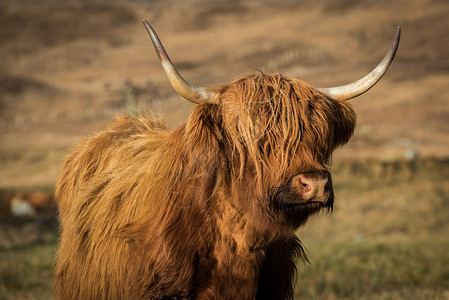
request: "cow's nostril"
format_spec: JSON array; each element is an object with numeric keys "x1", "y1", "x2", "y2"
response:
[{"x1": 297, "y1": 176, "x2": 312, "y2": 193}]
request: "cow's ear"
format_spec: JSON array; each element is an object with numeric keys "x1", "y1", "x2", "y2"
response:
[{"x1": 185, "y1": 103, "x2": 225, "y2": 158}]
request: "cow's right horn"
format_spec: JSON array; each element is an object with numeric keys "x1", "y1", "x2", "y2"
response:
[
  {"x1": 143, "y1": 20, "x2": 217, "y2": 104},
  {"x1": 317, "y1": 26, "x2": 401, "y2": 101}
]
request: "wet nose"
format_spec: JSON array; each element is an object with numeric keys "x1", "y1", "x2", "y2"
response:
[{"x1": 294, "y1": 172, "x2": 329, "y2": 201}]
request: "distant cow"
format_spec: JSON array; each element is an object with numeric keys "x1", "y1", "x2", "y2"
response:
[{"x1": 54, "y1": 20, "x2": 400, "y2": 300}]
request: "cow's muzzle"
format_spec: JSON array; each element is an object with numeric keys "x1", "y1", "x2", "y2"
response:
[
  {"x1": 271, "y1": 171, "x2": 334, "y2": 227},
  {"x1": 274, "y1": 171, "x2": 334, "y2": 213}
]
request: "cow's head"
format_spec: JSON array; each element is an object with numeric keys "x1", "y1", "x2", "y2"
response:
[{"x1": 143, "y1": 20, "x2": 400, "y2": 232}]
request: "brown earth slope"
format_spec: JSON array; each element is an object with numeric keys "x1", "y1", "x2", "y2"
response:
[{"x1": 0, "y1": 0, "x2": 448, "y2": 188}]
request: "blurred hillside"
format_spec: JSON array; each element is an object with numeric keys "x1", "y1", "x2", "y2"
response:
[{"x1": 0, "y1": 0, "x2": 448, "y2": 189}]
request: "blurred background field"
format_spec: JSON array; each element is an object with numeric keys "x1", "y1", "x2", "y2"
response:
[{"x1": 0, "y1": 0, "x2": 448, "y2": 299}]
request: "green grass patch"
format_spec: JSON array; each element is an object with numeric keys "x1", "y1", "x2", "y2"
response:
[
  {"x1": 1, "y1": 238, "x2": 447, "y2": 300},
  {"x1": 295, "y1": 239, "x2": 449, "y2": 299},
  {"x1": 0, "y1": 241, "x2": 57, "y2": 300}
]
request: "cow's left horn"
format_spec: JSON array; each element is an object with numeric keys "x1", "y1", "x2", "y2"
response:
[
  {"x1": 317, "y1": 26, "x2": 401, "y2": 101},
  {"x1": 143, "y1": 20, "x2": 217, "y2": 104}
]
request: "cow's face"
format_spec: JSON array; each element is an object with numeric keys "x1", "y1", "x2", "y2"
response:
[
  {"x1": 264, "y1": 81, "x2": 356, "y2": 228},
  {"x1": 203, "y1": 74, "x2": 356, "y2": 229},
  {"x1": 232, "y1": 75, "x2": 356, "y2": 225},
  {"x1": 270, "y1": 82, "x2": 355, "y2": 228}
]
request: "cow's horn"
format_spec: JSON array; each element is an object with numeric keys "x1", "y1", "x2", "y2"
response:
[
  {"x1": 143, "y1": 20, "x2": 217, "y2": 104},
  {"x1": 317, "y1": 26, "x2": 401, "y2": 101}
]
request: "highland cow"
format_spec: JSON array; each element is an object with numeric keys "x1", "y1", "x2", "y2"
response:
[{"x1": 54, "y1": 20, "x2": 400, "y2": 300}]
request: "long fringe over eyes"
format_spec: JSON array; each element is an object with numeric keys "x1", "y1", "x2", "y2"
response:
[{"x1": 208, "y1": 73, "x2": 356, "y2": 185}]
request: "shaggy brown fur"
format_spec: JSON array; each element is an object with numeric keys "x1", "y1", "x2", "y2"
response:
[{"x1": 54, "y1": 73, "x2": 356, "y2": 300}]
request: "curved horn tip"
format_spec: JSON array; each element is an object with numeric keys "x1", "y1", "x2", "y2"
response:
[
  {"x1": 142, "y1": 19, "x2": 150, "y2": 29},
  {"x1": 393, "y1": 26, "x2": 401, "y2": 49}
]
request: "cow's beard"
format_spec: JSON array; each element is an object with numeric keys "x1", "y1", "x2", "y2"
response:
[{"x1": 269, "y1": 177, "x2": 334, "y2": 229}]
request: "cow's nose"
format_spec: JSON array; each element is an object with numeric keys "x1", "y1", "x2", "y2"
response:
[{"x1": 294, "y1": 172, "x2": 329, "y2": 201}]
